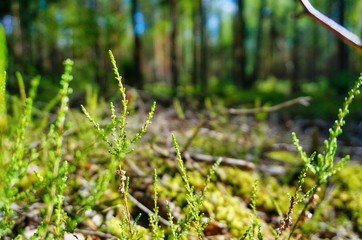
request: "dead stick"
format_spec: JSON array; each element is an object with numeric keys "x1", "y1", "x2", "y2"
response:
[
  {"x1": 127, "y1": 193, "x2": 170, "y2": 226},
  {"x1": 74, "y1": 229, "x2": 118, "y2": 239},
  {"x1": 186, "y1": 152, "x2": 255, "y2": 170},
  {"x1": 153, "y1": 144, "x2": 255, "y2": 170},
  {"x1": 228, "y1": 96, "x2": 311, "y2": 115}
]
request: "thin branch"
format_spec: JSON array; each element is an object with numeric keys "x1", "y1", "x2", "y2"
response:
[
  {"x1": 186, "y1": 152, "x2": 255, "y2": 170},
  {"x1": 152, "y1": 144, "x2": 255, "y2": 170},
  {"x1": 297, "y1": 0, "x2": 362, "y2": 49},
  {"x1": 228, "y1": 96, "x2": 311, "y2": 115},
  {"x1": 74, "y1": 229, "x2": 118, "y2": 239},
  {"x1": 181, "y1": 118, "x2": 206, "y2": 153},
  {"x1": 127, "y1": 193, "x2": 171, "y2": 226}
]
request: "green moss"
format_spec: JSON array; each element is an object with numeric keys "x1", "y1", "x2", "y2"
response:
[
  {"x1": 266, "y1": 150, "x2": 298, "y2": 163},
  {"x1": 217, "y1": 167, "x2": 256, "y2": 198},
  {"x1": 332, "y1": 165, "x2": 362, "y2": 233}
]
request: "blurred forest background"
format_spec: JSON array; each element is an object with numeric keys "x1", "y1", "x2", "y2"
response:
[
  {"x1": 1, "y1": 2, "x2": 362, "y2": 238},
  {"x1": 1, "y1": 0, "x2": 362, "y2": 111}
]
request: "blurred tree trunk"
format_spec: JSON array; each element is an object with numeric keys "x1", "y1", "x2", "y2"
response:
[
  {"x1": 11, "y1": 2, "x2": 23, "y2": 62},
  {"x1": 169, "y1": 0, "x2": 179, "y2": 97},
  {"x1": 199, "y1": 0, "x2": 207, "y2": 93},
  {"x1": 233, "y1": 0, "x2": 249, "y2": 88},
  {"x1": 291, "y1": 2, "x2": 300, "y2": 93},
  {"x1": 18, "y1": 0, "x2": 33, "y2": 66},
  {"x1": 91, "y1": 0, "x2": 104, "y2": 90},
  {"x1": 192, "y1": 1, "x2": 199, "y2": 88},
  {"x1": 291, "y1": 25, "x2": 300, "y2": 93},
  {"x1": 337, "y1": 0, "x2": 348, "y2": 71},
  {"x1": 131, "y1": 0, "x2": 144, "y2": 89},
  {"x1": 252, "y1": 0, "x2": 267, "y2": 81}
]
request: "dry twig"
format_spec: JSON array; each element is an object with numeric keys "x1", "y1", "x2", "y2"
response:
[
  {"x1": 152, "y1": 144, "x2": 255, "y2": 170},
  {"x1": 74, "y1": 228, "x2": 118, "y2": 239},
  {"x1": 228, "y1": 96, "x2": 311, "y2": 115}
]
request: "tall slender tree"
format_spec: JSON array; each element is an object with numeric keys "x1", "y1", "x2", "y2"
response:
[
  {"x1": 192, "y1": 1, "x2": 200, "y2": 88},
  {"x1": 131, "y1": 0, "x2": 144, "y2": 89},
  {"x1": 233, "y1": 0, "x2": 249, "y2": 88},
  {"x1": 291, "y1": 1, "x2": 301, "y2": 93},
  {"x1": 199, "y1": 0, "x2": 207, "y2": 92},
  {"x1": 169, "y1": 0, "x2": 179, "y2": 96},
  {"x1": 252, "y1": 0, "x2": 267, "y2": 81}
]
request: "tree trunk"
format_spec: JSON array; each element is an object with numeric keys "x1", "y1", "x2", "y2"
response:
[
  {"x1": 291, "y1": 1, "x2": 300, "y2": 93},
  {"x1": 192, "y1": 1, "x2": 199, "y2": 88},
  {"x1": 233, "y1": 0, "x2": 249, "y2": 88},
  {"x1": 91, "y1": 0, "x2": 105, "y2": 90},
  {"x1": 131, "y1": 0, "x2": 144, "y2": 89},
  {"x1": 252, "y1": 0, "x2": 266, "y2": 81},
  {"x1": 199, "y1": 0, "x2": 207, "y2": 93},
  {"x1": 169, "y1": 0, "x2": 179, "y2": 97}
]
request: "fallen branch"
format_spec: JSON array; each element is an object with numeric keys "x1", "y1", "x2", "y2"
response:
[
  {"x1": 152, "y1": 144, "x2": 255, "y2": 170},
  {"x1": 185, "y1": 152, "x2": 255, "y2": 170},
  {"x1": 228, "y1": 96, "x2": 311, "y2": 115},
  {"x1": 297, "y1": 0, "x2": 362, "y2": 50},
  {"x1": 74, "y1": 229, "x2": 118, "y2": 239},
  {"x1": 127, "y1": 193, "x2": 171, "y2": 226}
]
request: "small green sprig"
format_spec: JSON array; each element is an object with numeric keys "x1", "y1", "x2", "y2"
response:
[
  {"x1": 170, "y1": 134, "x2": 221, "y2": 239},
  {"x1": 241, "y1": 180, "x2": 263, "y2": 240},
  {"x1": 35, "y1": 59, "x2": 73, "y2": 239},
  {"x1": 279, "y1": 72, "x2": 362, "y2": 239},
  {"x1": 0, "y1": 98, "x2": 33, "y2": 236},
  {"x1": 0, "y1": 24, "x2": 7, "y2": 132},
  {"x1": 149, "y1": 169, "x2": 165, "y2": 239},
  {"x1": 81, "y1": 50, "x2": 156, "y2": 239},
  {"x1": 0, "y1": 71, "x2": 7, "y2": 132}
]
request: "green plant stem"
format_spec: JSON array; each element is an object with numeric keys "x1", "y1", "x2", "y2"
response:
[{"x1": 287, "y1": 186, "x2": 318, "y2": 240}]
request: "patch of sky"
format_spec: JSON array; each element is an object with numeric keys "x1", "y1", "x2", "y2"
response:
[
  {"x1": 134, "y1": 8, "x2": 145, "y2": 36},
  {"x1": 39, "y1": 0, "x2": 47, "y2": 9},
  {"x1": 86, "y1": 0, "x2": 96, "y2": 9},
  {"x1": 214, "y1": 0, "x2": 237, "y2": 15},
  {"x1": 207, "y1": 14, "x2": 220, "y2": 44},
  {"x1": 207, "y1": 0, "x2": 237, "y2": 44},
  {"x1": 0, "y1": 15, "x2": 13, "y2": 35}
]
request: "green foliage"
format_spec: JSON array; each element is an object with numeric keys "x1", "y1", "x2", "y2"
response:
[
  {"x1": 0, "y1": 98, "x2": 33, "y2": 236},
  {"x1": 167, "y1": 134, "x2": 221, "y2": 239},
  {"x1": 149, "y1": 169, "x2": 165, "y2": 239},
  {"x1": 34, "y1": 59, "x2": 74, "y2": 239},
  {"x1": 0, "y1": 24, "x2": 7, "y2": 131},
  {"x1": 332, "y1": 165, "x2": 362, "y2": 233},
  {"x1": 0, "y1": 71, "x2": 6, "y2": 131},
  {"x1": 81, "y1": 50, "x2": 156, "y2": 239},
  {"x1": 240, "y1": 180, "x2": 263, "y2": 240},
  {"x1": 277, "y1": 72, "x2": 362, "y2": 238},
  {"x1": 303, "y1": 73, "x2": 361, "y2": 185}
]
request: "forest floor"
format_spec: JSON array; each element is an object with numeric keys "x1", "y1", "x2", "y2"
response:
[
  {"x1": 68, "y1": 100, "x2": 362, "y2": 239},
  {"x1": 4, "y1": 96, "x2": 362, "y2": 239}
]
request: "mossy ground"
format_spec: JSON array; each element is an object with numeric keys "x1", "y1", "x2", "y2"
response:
[{"x1": 1, "y1": 93, "x2": 362, "y2": 239}]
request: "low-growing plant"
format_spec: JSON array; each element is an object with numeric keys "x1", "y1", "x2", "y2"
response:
[
  {"x1": 276, "y1": 72, "x2": 362, "y2": 239},
  {"x1": 166, "y1": 134, "x2": 221, "y2": 239},
  {"x1": 240, "y1": 180, "x2": 263, "y2": 240},
  {"x1": 81, "y1": 50, "x2": 156, "y2": 239},
  {"x1": 32, "y1": 59, "x2": 74, "y2": 239}
]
